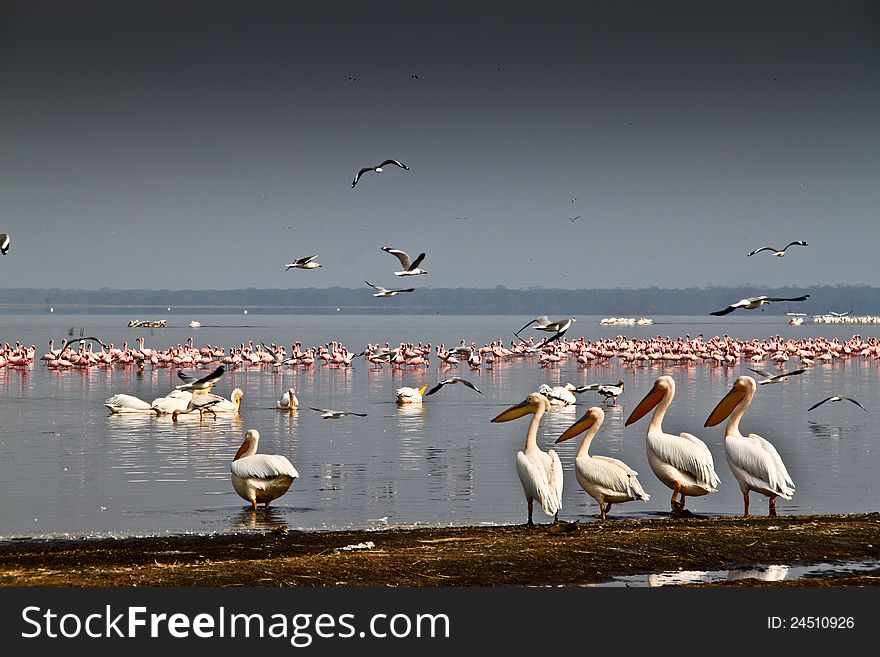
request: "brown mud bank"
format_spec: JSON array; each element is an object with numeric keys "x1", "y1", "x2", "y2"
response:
[{"x1": 2, "y1": 513, "x2": 879, "y2": 587}]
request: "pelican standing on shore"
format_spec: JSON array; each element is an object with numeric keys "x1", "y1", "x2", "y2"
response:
[
  {"x1": 556, "y1": 406, "x2": 650, "y2": 519},
  {"x1": 231, "y1": 429, "x2": 299, "y2": 510},
  {"x1": 625, "y1": 375, "x2": 720, "y2": 515},
  {"x1": 704, "y1": 376, "x2": 795, "y2": 516},
  {"x1": 491, "y1": 392, "x2": 563, "y2": 526}
]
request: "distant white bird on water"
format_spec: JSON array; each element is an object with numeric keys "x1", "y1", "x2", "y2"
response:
[
  {"x1": 231, "y1": 429, "x2": 299, "y2": 511},
  {"x1": 309, "y1": 407, "x2": 368, "y2": 419},
  {"x1": 382, "y1": 247, "x2": 428, "y2": 276},
  {"x1": 747, "y1": 240, "x2": 808, "y2": 257},
  {"x1": 285, "y1": 254, "x2": 322, "y2": 270},
  {"x1": 351, "y1": 158, "x2": 409, "y2": 188},
  {"x1": 710, "y1": 295, "x2": 810, "y2": 316},
  {"x1": 365, "y1": 281, "x2": 416, "y2": 297},
  {"x1": 277, "y1": 387, "x2": 299, "y2": 411},
  {"x1": 0, "y1": 233, "x2": 9, "y2": 255}
]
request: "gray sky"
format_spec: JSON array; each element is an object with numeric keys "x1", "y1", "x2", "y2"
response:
[{"x1": 1, "y1": 0, "x2": 878, "y2": 290}]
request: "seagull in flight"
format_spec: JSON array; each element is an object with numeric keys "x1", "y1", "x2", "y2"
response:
[
  {"x1": 0, "y1": 233, "x2": 9, "y2": 255},
  {"x1": 175, "y1": 365, "x2": 226, "y2": 393},
  {"x1": 425, "y1": 377, "x2": 483, "y2": 396},
  {"x1": 568, "y1": 216, "x2": 581, "y2": 222},
  {"x1": 382, "y1": 246, "x2": 428, "y2": 276},
  {"x1": 309, "y1": 407, "x2": 368, "y2": 419},
  {"x1": 365, "y1": 281, "x2": 416, "y2": 297},
  {"x1": 747, "y1": 241, "x2": 809, "y2": 257},
  {"x1": 285, "y1": 254, "x2": 322, "y2": 270},
  {"x1": 710, "y1": 295, "x2": 810, "y2": 316},
  {"x1": 515, "y1": 315, "x2": 576, "y2": 339},
  {"x1": 748, "y1": 367, "x2": 807, "y2": 385},
  {"x1": 351, "y1": 159, "x2": 409, "y2": 188},
  {"x1": 807, "y1": 396, "x2": 868, "y2": 413}
]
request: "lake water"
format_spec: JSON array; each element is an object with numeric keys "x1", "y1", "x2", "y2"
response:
[{"x1": 1, "y1": 313, "x2": 878, "y2": 539}]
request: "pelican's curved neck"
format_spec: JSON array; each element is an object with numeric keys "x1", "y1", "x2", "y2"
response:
[
  {"x1": 648, "y1": 389, "x2": 673, "y2": 435},
  {"x1": 576, "y1": 423, "x2": 601, "y2": 459},
  {"x1": 725, "y1": 390, "x2": 752, "y2": 438},
  {"x1": 524, "y1": 406, "x2": 545, "y2": 453}
]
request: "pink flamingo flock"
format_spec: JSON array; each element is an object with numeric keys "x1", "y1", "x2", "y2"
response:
[{"x1": 1, "y1": 332, "x2": 878, "y2": 372}]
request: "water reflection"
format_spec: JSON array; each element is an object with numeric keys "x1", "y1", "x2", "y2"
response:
[
  {"x1": 230, "y1": 507, "x2": 289, "y2": 533},
  {"x1": 807, "y1": 420, "x2": 867, "y2": 439}
]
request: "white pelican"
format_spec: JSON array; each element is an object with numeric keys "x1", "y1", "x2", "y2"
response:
[
  {"x1": 309, "y1": 407, "x2": 368, "y2": 419},
  {"x1": 624, "y1": 375, "x2": 720, "y2": 515},
  {"x1": 746, "y1": 240, "x2": 808, "y2": 257},
  {"x1": 285, "y1": 254, "x2": 322, "y2": 270},
  {"x1": 396, "y1": 384, "x2": 428, "y2": 404},
  {"x1": 150, "y1": 390, "x2": 194, "y2": 415},
  {"x1": 0, "y1": 233, "x2": 9, "y2": 255},
  {"x1": 807, "y1": 395, "x2": 868, "y2": 413},
  {"x1": 710, "y1": 294, "x2": 810, "y2": 316},
  {"x1": 277, "y1": 387, "x2": 299, "y2": 411},
  {"x1": 175, "y1": 365, "x2": 225, "y2": 393},
  {"x1": 351, "y1": 158, "x2": 409, "y2": 188},
  {"x1": 596, "y1": 379, "x2": 625, "y2": 405},
  {"x1": 200, "y1": 387, "x2": 244, "y2": 413},
  {"x1": 704, "y1": 375, "x2": 795, "y2": 517},
  {"x1": 491, "y1": 392, "x2": 564, "y2": 526},
  {"x1": 381, "y1": 246, "x2": 428, "y2": 276},
  {"x1": 537, "y1": 383, "x2": 577, "y2": 408},
  {"x1": 231, "y1": 429, "x2": 299, "y2": 510},
  {"x1": 365, "y1": 281, "x2": 416, "y2": 297},
  {"x1": 426, "y1": 377, "x2": 483, "y2": 396},
  {"x1": 556, "y1": 406, "x2": 650, "y2": 519},
  {"x1": 747, "y1": 367, "x2": 807, "y2": 385},
  {"x1": 104, "y1": 393, "x2": 156, "y2": 414}
]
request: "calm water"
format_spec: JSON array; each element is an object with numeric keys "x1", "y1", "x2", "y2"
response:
[{"x1": 1, "y1": 313, "x2": 878, "y2": 539}]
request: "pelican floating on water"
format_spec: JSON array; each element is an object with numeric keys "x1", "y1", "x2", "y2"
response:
[
  {"x1": 537, "y1": 383, "x2": 577, "y2": 408},
  {"x1": 396, "y1": 384, "x2": 428, "y2": 404},
  {"x1": 704, "y1": 375, "x2": 795, "y2": 516},
  {"x1": 277, "y1": 387, "x2": 299, "y2": 411},
  {"x1": 625, "y1": 375, "x2": 720, "y2": 515},
  {"x1": 231, "y1": 429, "x2": 299, "y2": 510},
  {"x1": 556, "y1": 406, "x2": 650, "y2": 519},
  {"x1": 491, "y1": 392, "x2": 564, "y2": 526}
]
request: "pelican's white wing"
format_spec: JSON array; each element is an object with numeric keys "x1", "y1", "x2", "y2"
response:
[
  {"x1": 649, "y1": 431, "x2": 720, "y2": 490},
  {"x1": 104, "y1": 393, "x2": 153, "y2": 413},
  {"x1": 516, "y1": 450, "x2": 562, "y2": 516},
  {"x1": 577, "y1": 456, "x2": 650, "y2": 500},
  {"x1": 726, "y1": 433, "x2": 795, "y2": 497},
  {"x1": 592, "y1": 454, "x2": 639, "y2": 477},
  {"x1": 231, "y1": 454, "x2": 299, "y2": 480}
]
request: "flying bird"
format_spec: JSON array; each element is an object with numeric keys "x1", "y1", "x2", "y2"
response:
[
  {"x1": 230, "y1": 429, "x2": 299, "y2": 510},
  {"x1": 351, "y1": 159, "x2": 409, "y2": 188},
  {"x1": 426, "y1": 377, "x2": 483, "y2": 396},
  {"x1": 285, "y1": 254, "x2": 322, "y2": 270},
  {"x1": 710, "y1": 295, "x2": 810, "y2": 316},
  {"x1": 748, "y1": 367, "x2": 807, "y2": 385},
  {"x1": 0, "y1": 233, "x2": 9, "y2": 255},
  {"x1": 365, "y1": 281, "x2": 416, "y2": 297},
  {"x1": 516, "y1": 315, "x2": 576, "y2": 345},
  {"x1": 309, "y1": 407, "x2": 368, "y2": 419},
  {"x1": 807, "y1": 396, "x2": 868, "y2": 413},
  {"x1": 747, "y1": 241, "x2": 808, "y2": 257},
  {"x1": 568, "y1": 216, "x2": 581, "y2": 222},
  {"x1": 175, "y1": 364, "x2": 225, "y2": 393},
  {"x1": 381, "y1": 246, "x2": 428, "y2": 276}
]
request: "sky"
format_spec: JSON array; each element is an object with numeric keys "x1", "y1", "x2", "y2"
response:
[{"x1": 1, "y1": 0, "x2": 878, "y2": 291}]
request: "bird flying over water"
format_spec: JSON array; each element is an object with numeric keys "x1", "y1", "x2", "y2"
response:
[
  {"x1": 0, "y1": 233, "x2": 9, "y2": 255},
  {"x1": 807, "y1": 396, "x2": 868, "y2": 413},
  {"x1": 748, "y1": 368, "x2": 807, "y2": 385},
  {"x1": 285, "y1": 254, "x2": 322, "y2": 270},
  {"x1": 381, "y1": 246, "x2": 428, "y2": 276},
  {"x1": 175, "y1": 365, "x2": 225, "y2": 393},
  {"x1": 747, "y1": 241, "x2": 808, "y2": 257},
  {"x1": 710, "y1": 295, "x2": 810, "y2": 316},
  {"x1": 351, "y1": 159, "x2": 409, "y2": 188},
  {"x1": 309, "y1": 407, "x2": 368, "y2": 419},
  {"x1": 365, "y1": 281, "x2": 416, "y2": 297},
  {"x1": 426, "y1": 377, "x2": 483, "y2": 396}
]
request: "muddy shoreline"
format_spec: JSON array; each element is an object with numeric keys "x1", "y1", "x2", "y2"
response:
[{"x1": 2, "y1": 513, "x2": 879, "y2": 587}]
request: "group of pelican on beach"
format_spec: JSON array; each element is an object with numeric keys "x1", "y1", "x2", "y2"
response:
[{"x1": 493, "y1": 373, "x2": 795, "y2": 524}]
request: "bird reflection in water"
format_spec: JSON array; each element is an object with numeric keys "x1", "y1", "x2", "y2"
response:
[
  {"x1": 231, "y1": 506, "x2": 290, "y2": 533},
  {"x1": 807, "y1": 420, "x2": 866, "y2": 439}
]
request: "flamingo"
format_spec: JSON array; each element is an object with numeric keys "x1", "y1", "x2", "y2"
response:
[
  {"x1": 704, "y1": 376, "x2": 795, "y2": 516},
  {"x1": 491, "y1": 392, "x2": 564, "y2": 526},
  {"x1": 624, "y1": 375, "x2": 720, "y2": 515},
  {"x1": 231, "y1": 429, "x2": 299, "y2": 510},
  {"x1": 556, "y1": 406, "x2": 651, "y2": 519}
]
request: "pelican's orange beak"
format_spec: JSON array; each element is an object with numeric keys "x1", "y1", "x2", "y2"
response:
[
  {"x1": 556, "y1": 412, "x2": 597, "y2": 443},
  {"x1": 491, "y1": 399, "x2": 537, "y2": 423},
  {"x1": 625, "y1": 382, "x2": 664, "y2": 426},
  {"x1": 704, "y1": 386, "x2": 745, "y2": 428}
]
